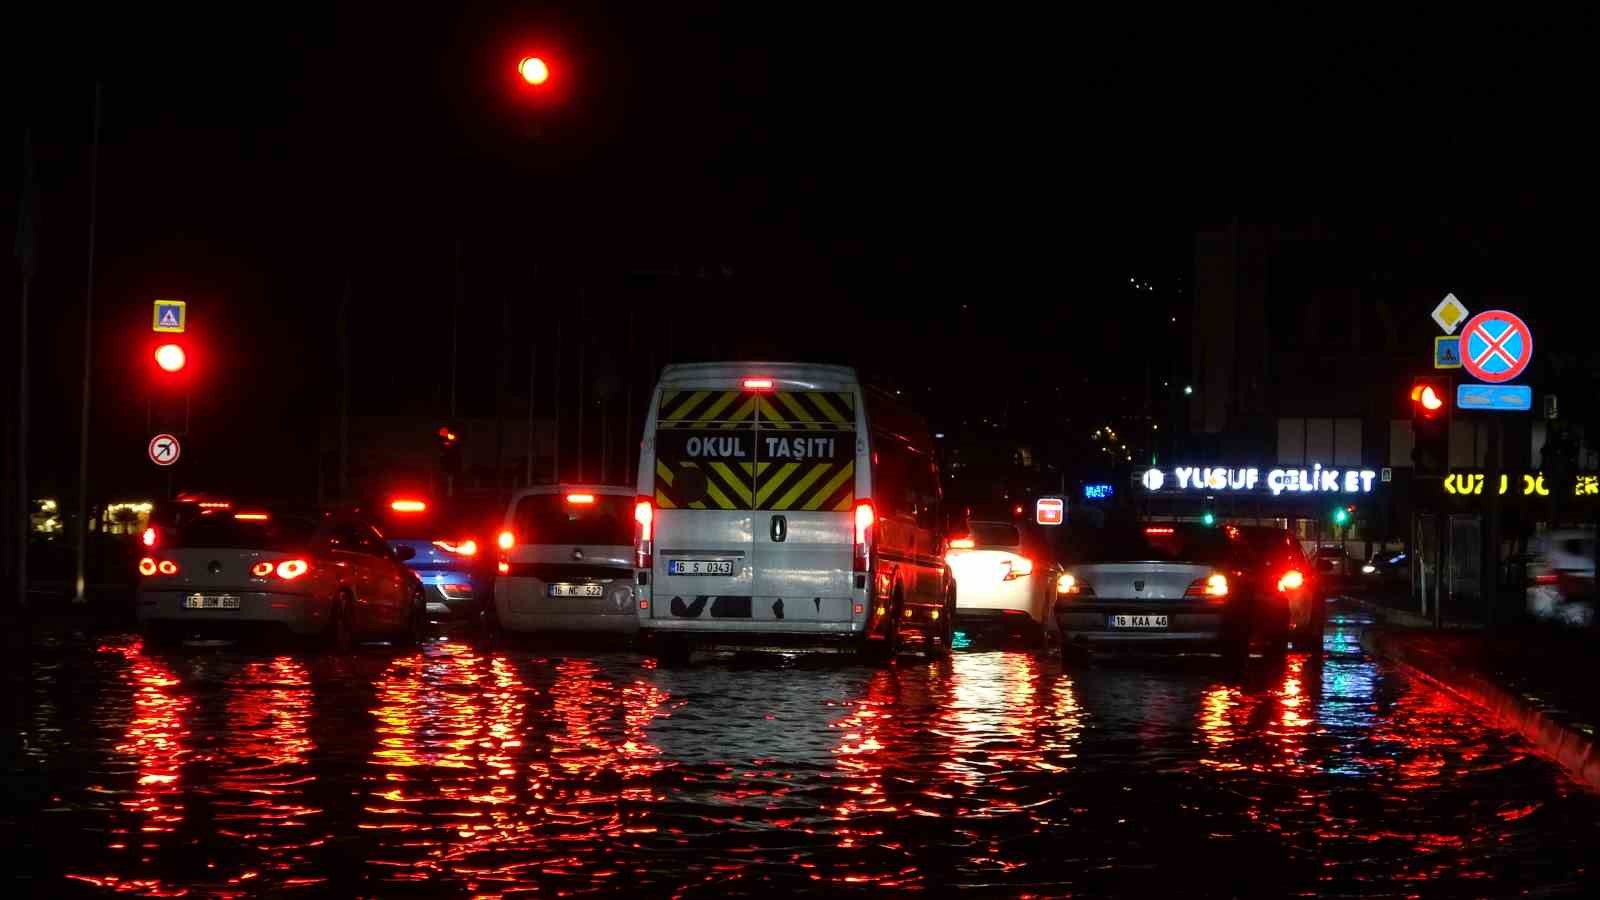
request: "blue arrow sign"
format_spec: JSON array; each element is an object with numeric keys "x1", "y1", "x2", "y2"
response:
[{"x1": 1457, "y1": 383, "x2": 1532, "y2": 412}]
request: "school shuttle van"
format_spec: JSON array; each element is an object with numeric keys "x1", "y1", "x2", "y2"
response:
[{"x1": 633, "y1": 362, "x2": 953, "y2": 660}]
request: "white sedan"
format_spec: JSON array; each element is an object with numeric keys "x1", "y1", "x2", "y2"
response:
[{"x1": 945, "y1": 520, "x2": 1058, "y2": 646}]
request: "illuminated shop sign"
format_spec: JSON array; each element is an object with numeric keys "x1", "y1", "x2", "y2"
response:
[
  {"x1": 1139, "y1": 465, "x2": 1377, "y2": 497},
  {"x1": 1443, "y1": 472, "x2": 1600, "y2": 497}
]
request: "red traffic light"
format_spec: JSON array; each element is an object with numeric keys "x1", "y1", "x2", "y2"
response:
[
  {"x1": 518, "y1": 56, "x2": 550, "y2": 85},
  {"x1": 154, "y1": 343, "x2": 187, "y2": 373},
  {"x1": 438, "y1": 426, "x2": 458, "y2": 445},
  {"x1": 1410, "y1": 378, "x2": 1448, "y2": 419}
]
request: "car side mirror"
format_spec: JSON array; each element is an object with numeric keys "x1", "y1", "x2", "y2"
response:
[{"x1": 393, "y1": 545, "x2": 416, "y2": 562}]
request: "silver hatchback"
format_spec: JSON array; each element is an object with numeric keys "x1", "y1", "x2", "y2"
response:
[{"x1": 492, "y1": 485, "x2": 640, "y2": 635}]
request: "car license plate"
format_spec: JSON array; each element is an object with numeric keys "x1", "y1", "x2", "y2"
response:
[
  {"x1": 184, "y1": 593, "x2": 241, "y2": 610},
  {"x1": 1109, "y1": 614, "x2": 1167, "y2": 629},
  {"x1": 547, "y1": 582, "x2": 605, "y2": 598},
  {"x1": 668, "y1": 559, "x2": 734, "y2": 576}
]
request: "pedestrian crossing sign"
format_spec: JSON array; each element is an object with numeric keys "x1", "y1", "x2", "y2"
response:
[
  {"x1": 152, "y1": 299, "x2": 186, "y2": 333},
  {"x1": 1434, "y1": 335, "x2": 1462, "y2": 369}
]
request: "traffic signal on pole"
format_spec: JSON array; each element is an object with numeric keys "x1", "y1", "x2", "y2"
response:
[
  {"x1": 1332, "y1": 504, "x2": 1353, "y2": 526},
  {"x1": 438, "y1": 425, "x2": 462, "y2": 474},
  {"x1": 1410, "y1": 376, "x2": 1450, "y2": 475},
  {"x1": 1200, "y1": 511, "x2": 1216, "y2": 527},
  {"x1": 154, "y1": 342, "x2": 187, "y2": 374}
]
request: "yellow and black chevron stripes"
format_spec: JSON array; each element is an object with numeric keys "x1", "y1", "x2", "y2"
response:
[
  {"x1": 756, "y1": 391, "x2": 854, "y2": 431},
  {"x1": 654, "y1": 459, "x2": 759, "y2": 510},
  {"x1": 656, "y1": 389, "x2": 758, "y2": 429},
  {"x1": 755, "y1": 459, "x2": 855, "y2": 511}
]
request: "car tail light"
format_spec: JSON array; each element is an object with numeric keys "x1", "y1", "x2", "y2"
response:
[
  {"x1": 1056, "y1": 572, "x2": 1095, "y2": 598},
  {"x1": 275, "y1": 559, "x2": 309, "y2": 580},
  {"x1": 1002, "y1": 554, "x2": 1033, "y2": 581},
  {"x1": 197, "y1": 500, "x2": 232, "y2": 510},
  {"x1": 1145, "y1": 526, "x2": 1175, "y2": 535},
  {"x1": 742, "y1": 377, "x2": 774, "y2": 390},
  {"x1": 498, "y1": 561, "x2": 510, "y2": 575},
  {"x1": 634, "y1": 497, "x2": 654, "y2": 568},
  {"x1": 1185, "y1": 573, "x2": 1229, "y2": 599},
  {"x1": 1533, "y1": 573, "x2": 1560, "y2": 586},
  {"x1": 566, "y1": 493, "x2": 596, "y2": 505},
  {"x1": 433, "y1": 539, "x2": 478, "y2": 557},
  {"x1": 138, "y1": 557, "x2": 158, "y2": 576},
  {"x1": 156, "y1": 560, "x2": 178, "y2": 575},
  {"x1": 853, "y1": 501, "x2": 876, "y2": 574},
  {"x1": 251, "y1": 562, "x2": 273, "y2": 577},
  {"x1": 1277, "y1": 569, "x2": 1305, "y2": 592},
  {"x1": 142, "y1": 527, "x2": 157, "y2": 548},
  {"x1": 948, "y1": 537, "x2": 975, "y2": 550},
  {"x1": 440, "y1": 582, "x2": 472, "y2": 599},
  {"x1": 390, "y1": 499, "x2": 427, "y2": 512},
  {"x1": 234, "y1": 512, "x2": 270, "y2": 521},
  {"x1": 497, "y1": 530, "x2": 515, "y2": 551}
]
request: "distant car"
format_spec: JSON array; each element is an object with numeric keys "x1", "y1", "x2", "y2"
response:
[
  {"x1": 1053, "y1": 522, "x2": 1288, "y2": 660},
  {"x1": 136, "y1": 509, "x2": 425, "y2": 648},
  {"x1": 946, "y1": 520, "x2": 1058, "y2": 647},
  {"x1": 1313, "y1": 544, "x2": 1352, "y2": 580},
  {"x1": 1237, "y1": 526, "x2": 1322, "y2": 652},
  {"x1": 1359, "y1": 549, "x2": 1409, "y2": 586},
  {"x1": 1527, "y1": 529, "x2": 1595, "y2": 627},
  {"x1": 492, "y1": 485, "x2": 640, "y2": 636},
  {"x1": 364, "y1": 494, "x2": 501, "y2": 630}
]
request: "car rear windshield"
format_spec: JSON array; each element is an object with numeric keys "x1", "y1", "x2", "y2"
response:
[
  {"x1": 368, "y1": 496, "x2": 504, "y2": 541},
  {"x1": 969, "y1": 522, "x2": 1021, "y2": 547},
  {"x1": 513, "y1": 493, "x2": 634, "y2": 546},
  {"x1": 1062, "y1": 524, "x2": 1239, "y2": 565},
  {"x1": 175, "y1": 515, "x2": 318, "y2": 551}
]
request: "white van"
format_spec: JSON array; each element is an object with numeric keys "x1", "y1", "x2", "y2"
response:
[{"x1": 632, "y1": 362, "x2": 953, "y2": 661}]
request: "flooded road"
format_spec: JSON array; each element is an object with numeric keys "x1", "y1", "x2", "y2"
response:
[{"x1": 9, "y1": 606, "x2": 1599, "y2": 896}]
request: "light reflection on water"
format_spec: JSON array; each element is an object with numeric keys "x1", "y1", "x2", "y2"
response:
[{"x1": 19, "y1": 618, "x2": 1600, "y2": 896}]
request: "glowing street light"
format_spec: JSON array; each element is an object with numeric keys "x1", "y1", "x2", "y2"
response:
[{"x1": 518, "y1": 56, "x2": 550, "y2": 85}]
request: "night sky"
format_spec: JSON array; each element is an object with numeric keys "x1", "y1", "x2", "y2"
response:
[{"x1": 4, "y1": 5, "x2": 1590, "y2": 501}]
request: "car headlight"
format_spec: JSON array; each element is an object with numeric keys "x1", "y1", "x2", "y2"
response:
[{"x1": 1361, "y1": 564, "x2": 1376, "y2": 574}]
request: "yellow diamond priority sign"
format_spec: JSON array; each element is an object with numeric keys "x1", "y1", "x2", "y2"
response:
[{"x1": 1431, "y1": 293, "x2": 1468, "y2": 335}]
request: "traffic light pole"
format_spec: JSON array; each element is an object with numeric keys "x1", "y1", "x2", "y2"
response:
[{"x1": 72, "y1": 83, "x2": 102, "y2": 606}]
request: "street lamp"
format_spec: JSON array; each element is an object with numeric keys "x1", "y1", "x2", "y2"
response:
[{"x1": 1183, "y1": 385, "x2": 1194, "y2": 396}]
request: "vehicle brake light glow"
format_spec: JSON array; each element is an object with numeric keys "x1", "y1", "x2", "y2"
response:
[
  {"x1": 138, "y1": 557, "x2": 157, "y2": 576},
  {"x1": 434, "y1": 539, "x2": 478, "y2": 557},
  {"x1": 634, "y1": 498, "x2": 655, "y2": 568},
  {"x1": 498, "y1": 561, "x2": 510, "y2": 575},
  {"x1": 742, "y1": 378, "x2": 774, "y2": 389},
  {"x1": 1002, "y1": 555, "x2": 1033, "y2": 580},
  {"x1": 251, "y1": 562, "x2": 273, "y2": 577},
  {"x1": 1145, "y1": 526, "x2": 1175, "y2": 535},
  {"x1": 142, "y1": 527, "x2": 156, "y2": 547},
  {"x1": 1184, "y1": 573, "x2": 1229, "y2": 599},
  {"x1": 198, "y1": 500, "x2": 232, "y2": 509},
  {"x1": 497, "y1": 530, "x2": 516, "y2": 551},
  {"x1": 1278, "y1": 569, "x2": 1305, "y2": 592},
  {"x1": 390, "y1": 499, "x2": 427, "y2": 512},
  {"x1": 1057, "y1": 573, "x2": 1077, "y2": 594},
  {"x1": 275, "y1": 559, "x2": 309, "y2": 579},
  {"x1": 566, "y1": 493, "x2": 596, "y2": 504},
  {"x1": 948, "y1": 537, "x2": 975, "y2": 550},
  {"x1": 234, "y1": 513, "x2": 269, "y2": 521},
  {"x1": 854, "y1": 501, "x2": 876, "y2": 574},
  {"x1": 157, "y1": 560, "x2": 178, "y2": 575}
]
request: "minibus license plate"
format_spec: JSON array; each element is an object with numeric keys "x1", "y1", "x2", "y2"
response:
[{"x1": 669, "y1": 560, "x2": 734, "y2": 576}]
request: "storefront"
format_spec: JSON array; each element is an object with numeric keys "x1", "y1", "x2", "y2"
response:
[{"x1": 1131, "y1": 463, "x2": 1390, "y2": 561}]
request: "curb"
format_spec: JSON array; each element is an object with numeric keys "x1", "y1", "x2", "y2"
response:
[{"x1": 1360, "y1": 627, "x2": 1600, "y2": 792}]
